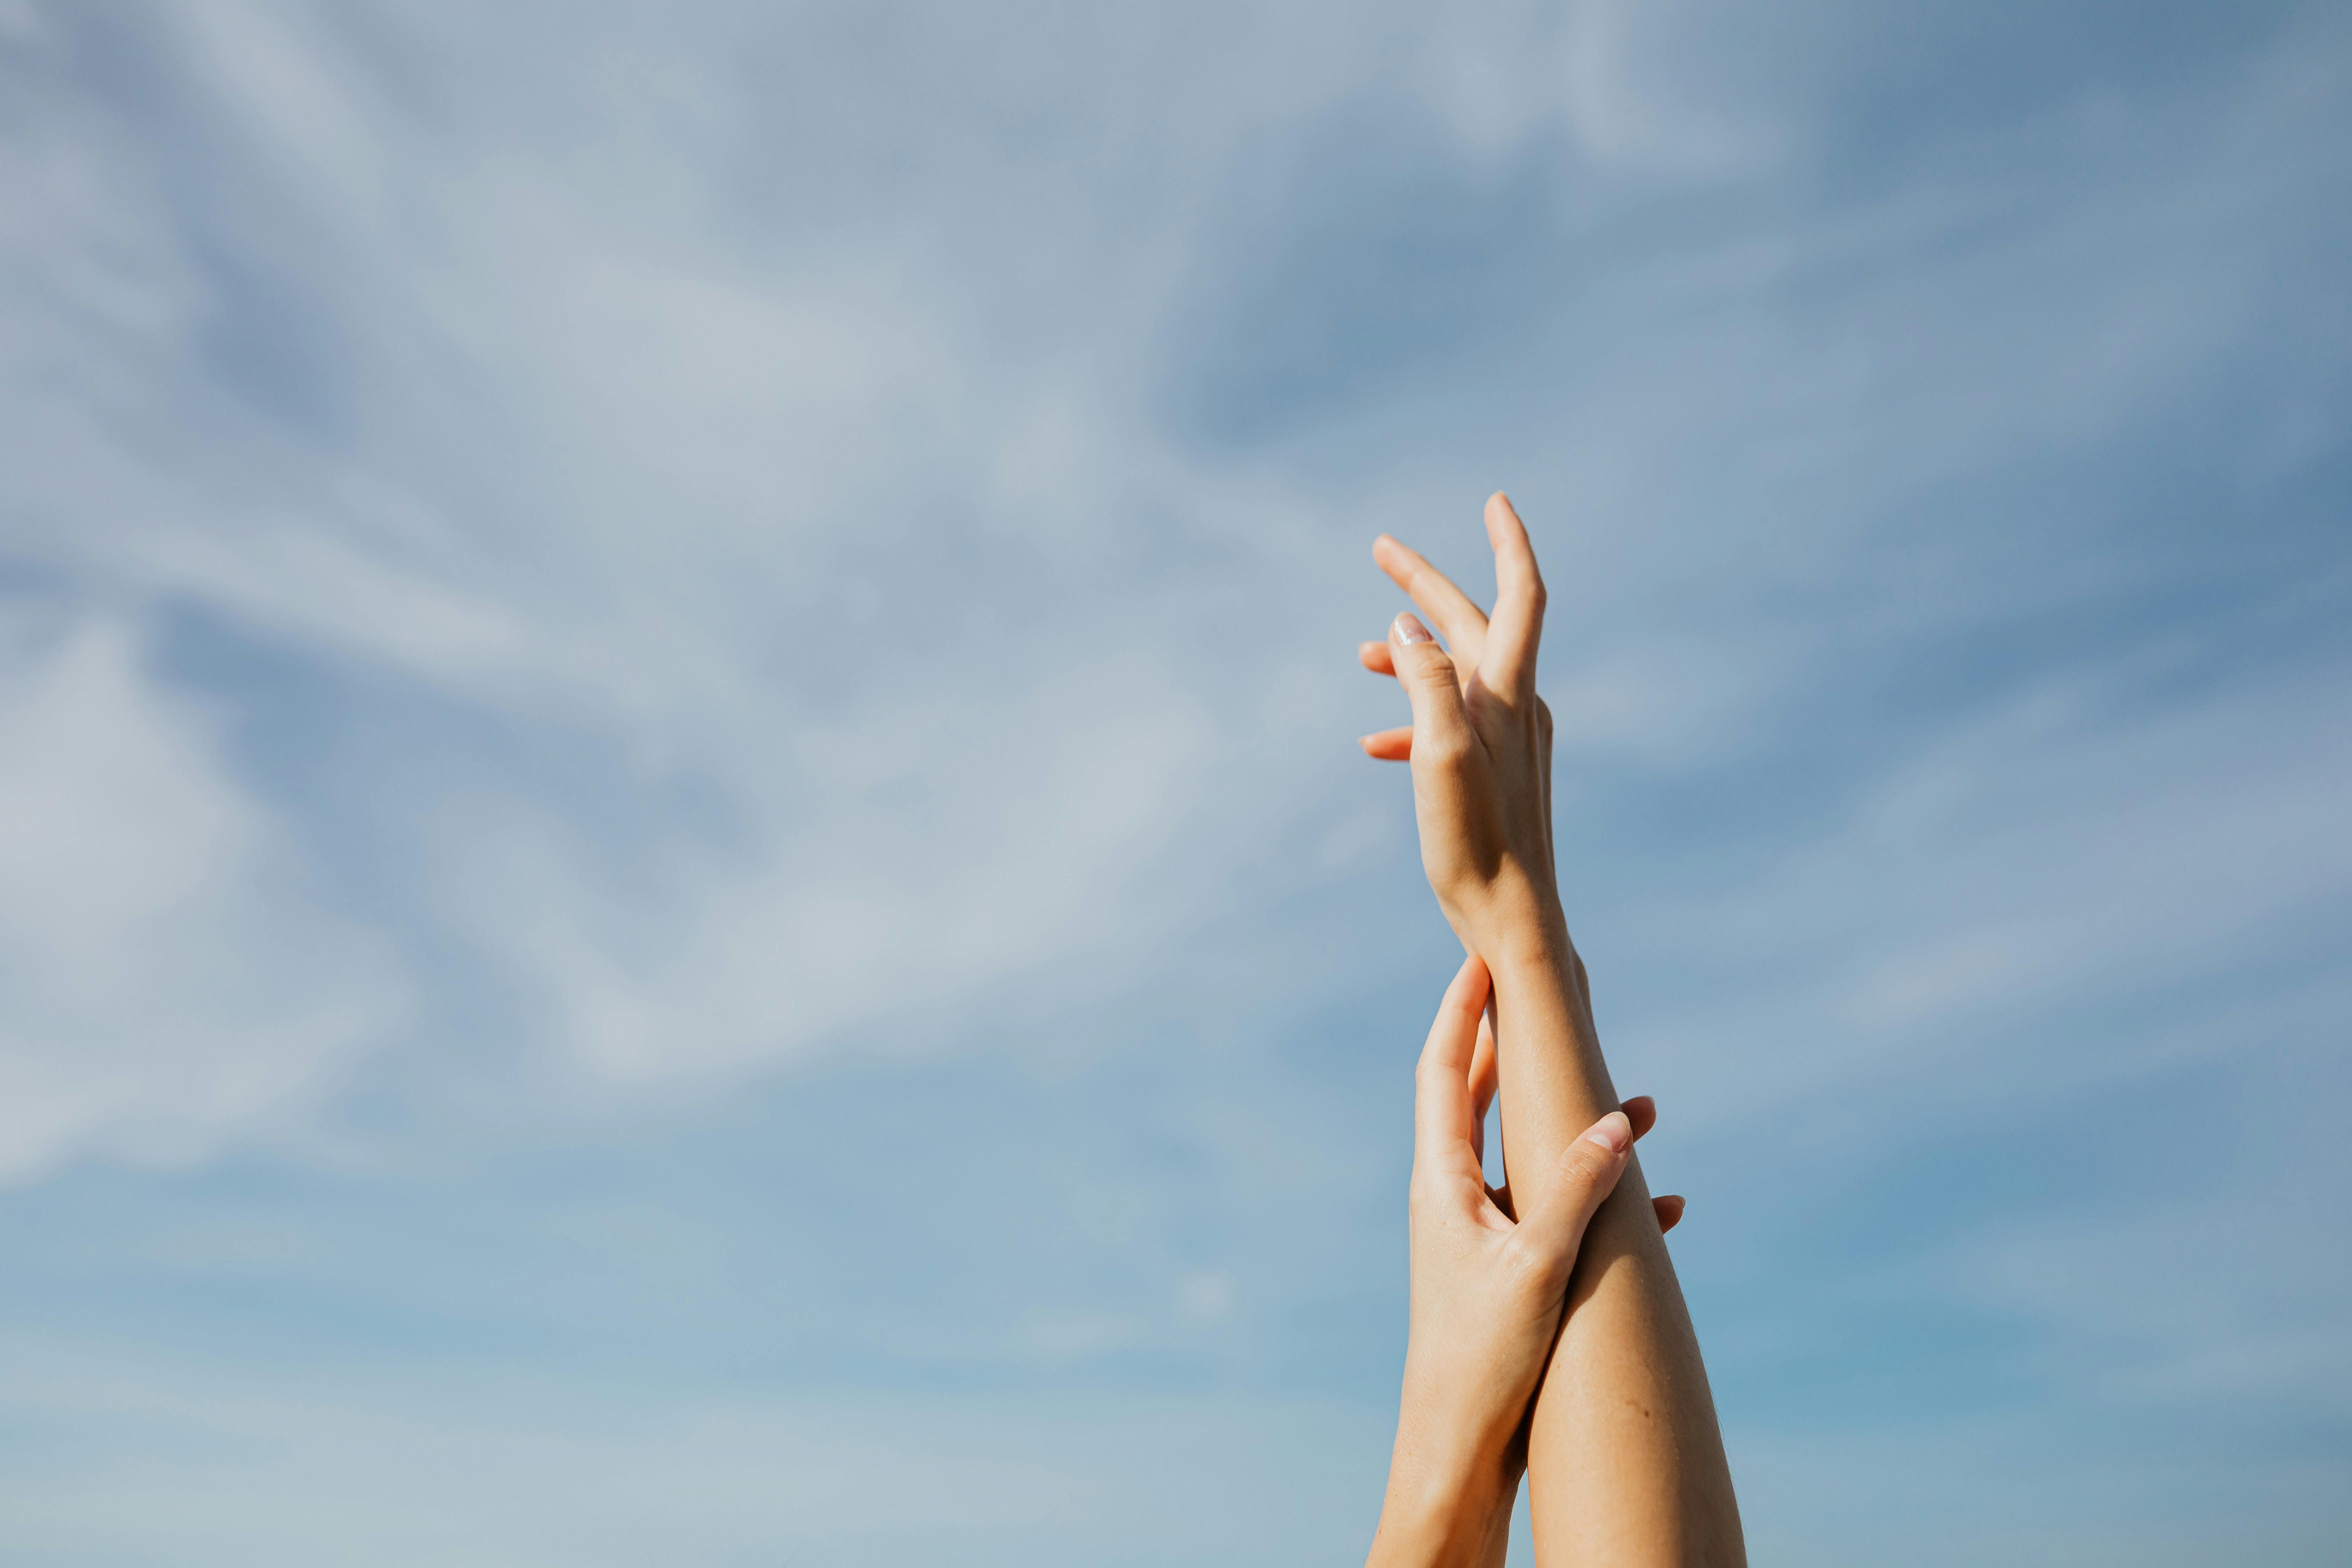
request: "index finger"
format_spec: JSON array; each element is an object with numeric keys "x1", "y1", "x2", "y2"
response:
[
  {"x1": 1413, "y1": 952, "x2": 1492, "y2": 1182},
  {"x1": 1373, "y1": 535, "x2": 1490, "y2": 667}
]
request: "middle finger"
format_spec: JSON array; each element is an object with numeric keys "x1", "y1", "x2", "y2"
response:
[{"x1": 1373, "y1": 535, "x2": 1489, "y2": 664}]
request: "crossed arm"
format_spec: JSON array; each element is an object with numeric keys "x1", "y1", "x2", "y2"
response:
[{"x1": 1361, "y1": 496, "x2": 1745, "y2": 1566}]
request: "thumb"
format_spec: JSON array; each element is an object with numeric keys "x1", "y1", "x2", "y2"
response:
[
  {"x1": 1388, "y1": 613, "x2": 1475, "y2": 769},
  {"x1": 1519, "y1": 1110, "x2": 1634, "y2": 1269}
]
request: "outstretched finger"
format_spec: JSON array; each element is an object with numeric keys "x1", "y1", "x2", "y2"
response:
[
  {"x1": 1358, "y1": 640, "x2": 1397, "y2": 677},
  {"x1": 1413, "y1": 953, "x2": 1492, "y2": 1185},
  {"x1": 1480, "y1": 493, "x2": 1547, "y2": 702},
  {"x1": 1374, "y1": 535, "x2": 1490, "y2": 666}
]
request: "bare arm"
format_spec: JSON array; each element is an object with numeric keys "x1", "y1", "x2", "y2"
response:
[
  {"x1": 1366, "y1": 954, "x2": 1641, "y2": 1568},
  {"x1": 1490, "y1": 917, "x2": 1739, "y2": 1564},
  {"x1": 1360, "y1": 494, "x2": 1744, "y2": 1565}
]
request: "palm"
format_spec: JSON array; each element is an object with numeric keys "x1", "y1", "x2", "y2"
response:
[{"x1": 1356, "y1": 497, "x2": 1558, "y2": 866}]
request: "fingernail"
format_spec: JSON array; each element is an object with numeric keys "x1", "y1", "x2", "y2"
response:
[
  {"x1": 1583, "y1": 1111, "x2": 1631, "y2": 1153},
  {"x1": 1393, "y1": 612, "x2": 1434, "y2": 645}
]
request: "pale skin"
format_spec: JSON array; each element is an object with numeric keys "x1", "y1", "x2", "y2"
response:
[
  {"x1": 1366, "y1": 953, "x2": 1633, "y2": 1568},
  {"x1": 1368, "y1": 954, "x2": 1688, "y2": 1567},
  {"x1": 1361, "y1": 495, "x2": 1746, "y2": 1565}
]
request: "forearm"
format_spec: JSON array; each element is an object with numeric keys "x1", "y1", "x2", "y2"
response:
[
  {"x1": 1367, "y1": 1442, "x2": 1517, "y2": 1568},
  {"x1": 1485, "y1": 921, "x2": 1744, "y2": 1566}
]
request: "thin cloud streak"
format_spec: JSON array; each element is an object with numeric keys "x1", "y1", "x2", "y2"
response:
[{"x1": 0, "y1": 1, "x2": 2346, "y2": 1562}]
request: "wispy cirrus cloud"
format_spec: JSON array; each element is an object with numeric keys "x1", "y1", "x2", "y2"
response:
[{"x1": 0, "y1": 1, "x2": 2347, "y2": 1562}]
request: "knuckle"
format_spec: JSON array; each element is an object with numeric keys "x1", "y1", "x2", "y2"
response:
[
  {"x1": 1409, "y1": 650, "x2": 1458, "y2": 685},
  {"x1": 1413, "y1": 726, "x2": 1472, "y2": 770},
  {"x1": 1427, "y1": 734, "x2": 1474, "y2": 771},
  {"x1": 1498, "y1": 1231, "x2": 1563, "y2": 1287},
  {"x1": 1426, "y1": 752, "x2": 1477, "y2": 793},
  {"x1": 1558, "y1": 1144, "x2": 1606, "y2": 1190}
]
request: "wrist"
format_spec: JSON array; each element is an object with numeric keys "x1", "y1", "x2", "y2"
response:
[
  {"x1": 1388, "y1": 1387, "x2": 1520, "y2": 1513},
  {"x1": 1446, "y1": 880, "x2": 1571, "y2": 969},
  {"x1": 1465, "y1": 906, "x2": 1601, "y2": 1059},
  {"x1": 1370, "y1": 1439, "x2": 1516, "y2": 1568},
  {"x1": 1482, "y1": 908, "x2": 1574, "y2": 973}
]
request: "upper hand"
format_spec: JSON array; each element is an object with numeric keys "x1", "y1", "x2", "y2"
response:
[{"x1": 1357, "y1": 493, "x2": 1560, "y2": 954}]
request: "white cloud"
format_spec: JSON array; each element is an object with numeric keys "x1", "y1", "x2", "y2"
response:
[
  {"x1": 0, "y1": 0, "x2": 2342, "y2": 1195},
  {"x1": 434, "y1": 654, "x2": 1220, "y2": 1080},
  {"x1": 0, "y1": 2, "x2": 1386, "y2": 1147},
  {"x1": 1603, "y1": 651, "x2": 2352, "y2": 1133},
  {"x1": 0, "y1": 617, "x2": 405, "y2": 1177},
  {"x1": 0, "y1": 4, "x2": 2346, "y2": 1560}
]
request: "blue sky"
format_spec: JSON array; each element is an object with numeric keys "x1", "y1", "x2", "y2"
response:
[{"x1": 0, "y1": 1, "x2": 2347, "y2": 1562}]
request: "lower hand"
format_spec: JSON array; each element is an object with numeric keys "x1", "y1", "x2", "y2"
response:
[{"x1": 1368, "y1": 952, "x2": 1648, "y2": 1566}]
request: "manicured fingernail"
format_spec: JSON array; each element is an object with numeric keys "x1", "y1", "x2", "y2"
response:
[
  {"x1": 1583, "y1": 1111, "x2": 1631, "y2": 1153},
  {"x1": 1393, "y1": 612, "x2": 1434, "y2": 645}
]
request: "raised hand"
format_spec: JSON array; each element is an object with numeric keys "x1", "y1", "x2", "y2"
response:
[{"x1": 1356, "y1": 495, "x2": 1568, "y2": 970}]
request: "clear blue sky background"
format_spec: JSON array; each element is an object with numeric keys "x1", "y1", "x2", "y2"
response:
[{"x1": 1, "y1": 3, "x2": 2347, "y2": 1563}]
